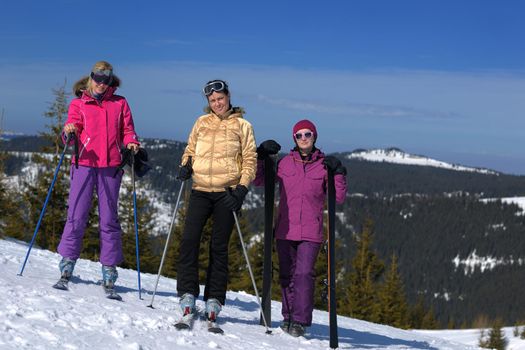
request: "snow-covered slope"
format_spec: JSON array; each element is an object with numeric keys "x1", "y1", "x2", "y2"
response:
[
  {"x1": 0, "y1": 238, "x2": 489, "y2": 350},
  {"x1": 347, "y1": 148, "x2": 498, "y2": 175}
]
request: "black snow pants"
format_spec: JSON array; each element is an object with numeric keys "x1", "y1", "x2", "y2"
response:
[{"x1": 176, "y1": 190, "x2": 235, "y2": 305}]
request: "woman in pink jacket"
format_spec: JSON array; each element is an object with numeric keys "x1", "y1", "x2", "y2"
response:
[
  {"x1": 54, "y1": 61, "x2": 140, "y2": 297},
  {"x1": 254, "y1": 119, "x2": 347, "y2": 337}
]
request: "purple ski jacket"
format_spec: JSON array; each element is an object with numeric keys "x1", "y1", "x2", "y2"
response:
[
  {"x1": 253, "y1": 149, "x2": 347, "y2": 243},
  {"x1": 64, "y1": 86, "x2": 140, "y2": 168}
]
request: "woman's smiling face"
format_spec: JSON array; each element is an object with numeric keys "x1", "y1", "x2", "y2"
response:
[{"x1": 207, "y1": 91, "x2": 230, "y2": 116}]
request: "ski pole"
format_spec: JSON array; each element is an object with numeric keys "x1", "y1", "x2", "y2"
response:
[
  {"x1": 232, "y1": 210, "x2": 272, "y2": 334},
  {"x1": 147, "y1": 180, "x2": 185, "y2": 308},
  {"x1": 73, "y1": 131, "x2": 79, "y2": 169},
  {"x1": 18, "y1": 132, "x2": 73, "y2": 276},
  {"x1": 326, "y1": 167, "x2": 339, "y2": 349},
  {"x1": 131, "y1": 152, "x2": 142, "y2": 300}
]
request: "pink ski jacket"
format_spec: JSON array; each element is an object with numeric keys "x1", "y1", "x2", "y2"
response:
[
  {"x1": 254, "y1": 149, "x2": 347, "y2": 243},
  {"x1": 64, "y1": 86, "x2": 139, "y2": 168}
]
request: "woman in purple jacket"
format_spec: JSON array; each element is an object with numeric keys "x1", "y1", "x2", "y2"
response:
[
  {"x1": 54, "y1": 61, "x2": 140, "y2": 297},
  {"x1": 254, "y1": 119, "x2": 347, "y2": 337}
]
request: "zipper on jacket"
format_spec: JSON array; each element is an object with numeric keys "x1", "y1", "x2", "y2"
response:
[
  {"x1": 79, "y1": 137, "x2": 90, "y2": 159},
  {"x1": 209, "y1": 122, "x2": 218, "y2": 189},
  {"x1": 116, "y1": 110, "x2": 122, "y2": 151}
]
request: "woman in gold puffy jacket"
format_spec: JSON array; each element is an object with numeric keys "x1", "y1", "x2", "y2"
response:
[{"x1": 175, "y1": 79, "x2": 257, "y2": 323}]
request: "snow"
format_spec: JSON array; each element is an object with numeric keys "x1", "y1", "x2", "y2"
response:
[
  {"x1": 500, "y1": 197, "x2": 525, "y2": 215},
  {"x1": 482, "y1": 196, "x2": 525, "y2": 216},
  {"x1": 0, "y1": 238, "x2": 497, "y2": 350},
  {"x1": 347, "y1": 149, "x2": 497, "y2": 175}
]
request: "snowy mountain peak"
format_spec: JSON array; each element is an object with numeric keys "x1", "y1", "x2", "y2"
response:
[{"x1": 347, "y1": 147, "x2": 498, "y2": 175}]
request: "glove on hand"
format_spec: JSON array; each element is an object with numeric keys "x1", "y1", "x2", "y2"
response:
[
  {"x1": 323, "y1": 156, "x2": 347, "y2": 175},
  {"x1": 134, "y1": 148, "x2": 151, "y2": 177},
  {"x1": 116, "y1": 147, "x2": 151, "y2": 178},
  {"x1": 120, "y1": 148, "x2": 133, "y2": 167},
  {"x1": 223, "y1": 185, "x2": 249, "y2": 211},
  {"x1": 257, "y1": 140, "x2": 281, "y2": 160},
  {"x1": 177, "y1": 157, "x2": 193, "y2": 181}
]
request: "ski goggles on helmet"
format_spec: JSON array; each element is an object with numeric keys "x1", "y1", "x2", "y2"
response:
[
  {"x1": 294, "y1": 131, "x2": 314, "y2": 140},
  {"x1": 203, "y1": 80, "x2": 227, "y2": 96},
  {"x1": 90, "y1": 69, "x2": 113, "y2": 85}
]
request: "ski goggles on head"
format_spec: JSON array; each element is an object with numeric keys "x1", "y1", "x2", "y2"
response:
[
  {"x1": 294, "y1": 131, "x2": 314, "y2": 140},
  {"x1": 90, "y1": 69, "x2": 113, "y2": 85},
  {"x1": 203, "y1": 80, "x2": 227, "y2": 96}
]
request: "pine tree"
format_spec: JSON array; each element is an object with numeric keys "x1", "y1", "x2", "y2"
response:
[
  {"x1": 346, "y1": 218, "x2": 384, "y2": 322},
  {"x1": 0, "y1": 141, "x2": 28, "y2": 239},
  {"x1": 479, "y1": 319, "x2": 508, "y2": 350},
  {"x1": 376, "y1": 254, "x2": 409, "y2": 328},
  {"x1": 22, "y1": 83, "x2": 71, "y2": 251},
  {"x1": 421, "y1": 307, "x2": 440, "y2": 329},
  {"x1": 408, "y1": 296, "x2": 427, "y2": 329},
  {"x1": 0, "y1": 131, "x2": 15, "y2": 237}
]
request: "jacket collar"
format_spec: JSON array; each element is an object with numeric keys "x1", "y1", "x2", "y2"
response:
[
  {"x1": 81, "y1": 86, "x2": 116, "y2": 103},
  {"x1": 290, "y1": 147, "x2": 324, "y2": 162},
  {"x1": 205, "y1": 106, "x2": 245, "y2": 120}
]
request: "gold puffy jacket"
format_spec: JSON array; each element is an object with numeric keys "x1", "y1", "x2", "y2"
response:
[{"x1": 181, "y1": 107, "x2": 257, "y2": 192}]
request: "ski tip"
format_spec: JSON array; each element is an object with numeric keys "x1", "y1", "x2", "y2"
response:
[
  {"x1": 208, "y1": 327, "x2": 224, "y2": 334},
  {"x1": 175, "y1": 323, "x2": 191, "y2": 330},
  {"x1": 107, "y1": 294, "x2": 123, "y2": 301}
]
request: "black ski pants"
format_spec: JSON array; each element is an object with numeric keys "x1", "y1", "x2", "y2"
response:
[{"x1": 176, "y1": 189, "x2": 235, "y2": 305}]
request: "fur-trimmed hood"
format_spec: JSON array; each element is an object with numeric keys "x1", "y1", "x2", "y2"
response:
[{"x1": 72, "y1": 74, "x2": 121, "y2": 98}]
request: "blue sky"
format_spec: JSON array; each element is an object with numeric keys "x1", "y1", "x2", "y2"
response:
[{"x1": 1, "y1": 0, "x2": 524, "y2": 174}]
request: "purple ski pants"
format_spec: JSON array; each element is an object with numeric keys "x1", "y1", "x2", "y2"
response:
[
  {"x1": 276, "y1": 239, "x2": 321, "y2": 326},
  {"x1": 57, "y1": 165, "x2": 124, "y2": 266}
]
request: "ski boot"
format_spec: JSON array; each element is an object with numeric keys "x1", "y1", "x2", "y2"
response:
[
  {"x1": 280, "y1": 319, "x2": 290, "y2": 333},
  {"x1": 205, "y1": 298, "x2": 222, "y2": 321},
  {"x1": 288, "y1": 322, "x2": 306, "y2": 337},
  {"x1": 175, "y1": 293, "x2": 196, "y2": 330},
  {"x1": 53, "y1": 257, "x2": 76, "y2": 290},
  {"x1": 101, "y1": 265, "x2": 122, "y2": 301},
  {"x1": 205, "y1": 298, "x2": 223, "y2": 334},
  {"x1": 179, "y1": 293, "x2": 196, "y2": 316}
]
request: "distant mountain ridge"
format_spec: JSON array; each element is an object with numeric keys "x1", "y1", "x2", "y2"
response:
[
  {"x1": 348, "y1": 147, "x2": 498, "y2": 175},
  {"x1": 0, "y1": 134, "x2": 504, "y2": 174}
]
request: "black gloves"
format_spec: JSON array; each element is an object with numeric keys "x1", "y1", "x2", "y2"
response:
[
  {"x1": 223, "y1": 185, "x2": 249, "y2": 211},
  {"x1": 120, "y1": 147, "x2": 133, "y2": 168},
  {"x1": 116, "y1": 147, "x2": 151, "y2": 177},
  {"x1": 257, "y1": 140, "x2": 281, "y2": 160},
  {"x1": 133, "y1": 148, "x2": 152, "y2": 177},
  {"x1": 323, "y1": 156, "x2": 347, "y2": 175},
  {"x1": 177, "y1": 157, "x2": 193, "y2": 181}
]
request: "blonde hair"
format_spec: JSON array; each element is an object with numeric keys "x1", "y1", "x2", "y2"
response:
[{"x1": 92, "y1": 60, "x2": 113, "y2": 72}]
